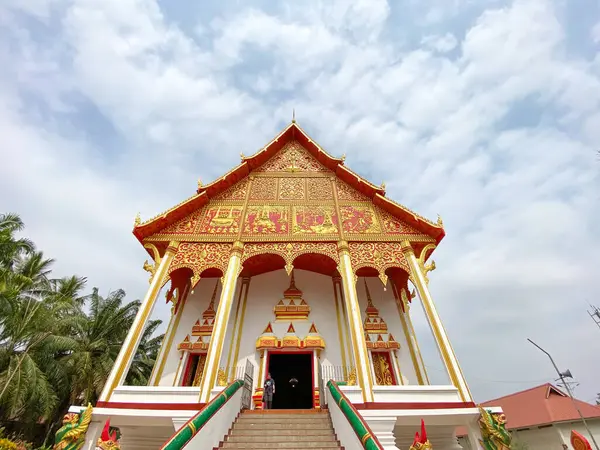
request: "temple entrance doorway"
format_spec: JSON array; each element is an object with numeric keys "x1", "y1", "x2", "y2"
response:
[{"x1": 267, "y1": 352, "x2": 313, "y2": 409}]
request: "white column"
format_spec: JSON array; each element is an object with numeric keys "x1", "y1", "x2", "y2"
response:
[
  {"x1": 337, "y1": 241, "x2": 374, "y2": 403},
  {"x1": 82, "y1": 421, "x2": 103, "y2": 450},
  {"x1": 466, "y1": 422, "x2": 485, "y2": 450},
  {"x1": 199, "y1": 241, "x2": 244, "y2": 403},
  {"x1": 363, "y1": 417, "x2": 399, "y2": 450},
  {"x1": 401, "y1": 240, "x2": 473, "y2": 403},
  {"x1": 99, "y1": 241, "x2": 179, "y2": 401},
  {"x1": 173, "y1": 351, "x2": 189, "y2": 386}
]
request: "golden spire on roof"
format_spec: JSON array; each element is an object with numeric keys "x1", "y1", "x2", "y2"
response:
[
  {"x1": 134, "y1": 212, "x2": 141, "y2": 227},
  {"x1": 437, "y1": 214, "x2": 444, "y2": 227},
  {"x1": 380, "y1": 182, "x2": 386, "y2": 190},
  {"x1": 197, "y1": 178, "x2": 203, "y2": 189},
  {"x1": 292, "y1": 108, "x2": 296, "y2": 123}
]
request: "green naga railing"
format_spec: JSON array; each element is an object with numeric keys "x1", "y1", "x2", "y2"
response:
[
  {"x1": 160, "y1": 380, "x2": 244, "y2": 450},
  {"x1": 326, "y1": 380, "x2": 384, "y2": 450}
]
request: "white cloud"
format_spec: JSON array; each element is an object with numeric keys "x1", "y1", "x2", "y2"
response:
[{"x1": 1, "y1": 0, "x2": 600, "y2": 404}]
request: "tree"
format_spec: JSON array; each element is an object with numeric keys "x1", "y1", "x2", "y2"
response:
[{"x1": 0, "y1": 213, "x2": 164, "y2": 445}]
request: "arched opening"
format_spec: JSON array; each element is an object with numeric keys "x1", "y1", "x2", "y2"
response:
[
  {"x1": 292, "y1": 253, "x2": 338, "y2": 276},
  {"x1": 240, "y1": 253, "x2": 286, "y2": 277}
]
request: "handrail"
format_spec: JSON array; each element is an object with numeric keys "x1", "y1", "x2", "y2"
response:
[
  {"x1": 160, "y1": 380, "x2": 244, "y2": 450},
  {"x1": 326, "y1": 380, "x2": 384, "y2": 450}
]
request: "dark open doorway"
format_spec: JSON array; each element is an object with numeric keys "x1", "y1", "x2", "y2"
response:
[{"x1": 267, "y1": 352, "x2": 313, "y2": 409}]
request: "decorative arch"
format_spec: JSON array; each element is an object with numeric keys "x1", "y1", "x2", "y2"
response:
[
  {"x1": 166, "y1": 242, "x2": 231, "y2": 288},
  {"x1": 348, "y1": 242, "x2": 410, "y2": 286},
  {"x1": 241, "y1": 242, "x2": 339, "y2": 276}
]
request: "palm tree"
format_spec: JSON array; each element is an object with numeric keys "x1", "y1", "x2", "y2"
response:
[{"x1": 126, "y1": 319, "x2": 164, "y2": 386}]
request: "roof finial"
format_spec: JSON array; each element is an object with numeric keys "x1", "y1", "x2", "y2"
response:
[
  {"x1": 197, "y1": 178, "x2": 203, "y2": 189},
  {"x1": 437, "y1": 214, "x2": 444, "y2": 227},
  {"x1": 134, "y1": 212, "x2": 141, "y2": 227},
  {"x1": 292, "y1": 108, "x2": 296, "y2": 123},
  {"x1": 380, "y1": 182, "x2": 386, "y2": 190},
  {"x1": 341, "y1": 153, "x2": 346, "y2": 163}
]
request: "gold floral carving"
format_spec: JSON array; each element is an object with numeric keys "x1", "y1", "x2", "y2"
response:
[
  {"x1": 242, "y1": 242, "x2": 339, "y2": 273},
  {"x1": 293, "y1": 206, "x2": 339, "y2": 234},
  {"x1": 372, "y1": 352, "x2": 395, "y2": 385},
  {"x1": 167, "y1": 242, "x2": 231, "y2": 287},
  {"x1": 256, "y1": 142, "x2": 328, "y2": 173},
  {"x1": 212, "y1": 178, "x2": 249, "y2": 201},
  {"x1": 197, "y1": 206, "x2": 243, "y2": 234},
  {"x1": 160, "y1": 209, "x2": 204, "y2": 235},
  {"x1": 243, "y1": 205, "x2": 289, "y2": 234},
  {"x1": 307, "y1": 178, "x2": 333, "y2": 200},
  {"x1": 249, "y1": 177, "x2": 277, "y2": 200},
  {"x1": 340, "y1": 205, "x2": 381, "y2": 234},
  {"x1": 349, "y1": 242, "x2": 410, "y2": 284},
  {"x1": 335, "y1": 179, "x2": 369, "y2": 201},
  {"x1": 278, "y1": 178, "x2": 305, "y2": 200},
  {"x1": 376, "y1": 207, "x2": 423, "y2": 235}
]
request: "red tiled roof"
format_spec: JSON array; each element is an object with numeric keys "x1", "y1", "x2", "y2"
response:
[{"x1": 457, "y1": 383, "x2": 600, "y2": 436}]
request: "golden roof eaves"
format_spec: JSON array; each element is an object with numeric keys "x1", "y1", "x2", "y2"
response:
[
  {"x1": 375, "y1": 193, "x2": 442, "y2": 230},
  {"x1": 137, "y1": 191, "x2": 204, "y2": 228}
]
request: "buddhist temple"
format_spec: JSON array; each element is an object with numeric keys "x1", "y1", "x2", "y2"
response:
[{"x1": 68, "y1": 121, "x2": 506, "y2": 450}]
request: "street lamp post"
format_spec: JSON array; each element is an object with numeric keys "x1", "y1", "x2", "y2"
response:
[{"x1": 527, "y1": 339, "x2": 600, "y2": 450}]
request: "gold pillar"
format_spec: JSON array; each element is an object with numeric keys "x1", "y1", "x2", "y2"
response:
[
  {"x1": 199, "y1": 241, "x2": 244, "y2": 403},
  {"x1": 401, "y1": 241, "x2": 473, "y2": 403},
  {"x1": 337, "y1": 241, "x2": 374, "y2": 403},
  {"x1": 332, "y1": 276, "x2": 350, "y2": 379},
  {"x1": 226, "y1": 277, "x2": 251, "y2": 381},
  {"x1": 149, "y1": 280, "x2": 190, "y2": 386},
  {"x1": 392, "y1": 282, "x2": 429, "y2": 385},
  {"x1": 99, "y1": 241, "x2": 180, "y2": 401}
]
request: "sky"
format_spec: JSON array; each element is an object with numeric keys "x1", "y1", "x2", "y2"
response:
[{"x1": 1, "y1": 0, "x2": 599, "y2": 405}]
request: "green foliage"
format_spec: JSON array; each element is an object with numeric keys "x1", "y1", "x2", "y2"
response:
[{"x1": 0, "y1": 213, "x2": 164, "y2": 444}]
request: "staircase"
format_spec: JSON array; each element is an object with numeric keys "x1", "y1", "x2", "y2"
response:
[{"x1": 214, "y1": 409, "x2": 343, "y2": 449}]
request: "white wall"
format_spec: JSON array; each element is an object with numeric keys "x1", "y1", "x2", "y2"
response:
[
  {"x1": 158, "y1": 277, "x2": 229, "y2": 386},
  {"x1": 230, "y1": 269, "x2": 344, "y2": 393},
  {"x1": 557, "y1": 419, "x2": 600, "y2": 449},
  {"x1": 357, "y1": 277, "x2": 418, "y2": 385}
]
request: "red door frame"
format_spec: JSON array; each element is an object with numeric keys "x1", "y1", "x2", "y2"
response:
[
  {"x1": 265, "y1": 350, "x2": 316, "y2": 408},
  {"x1": 181, "y1": 352, "x2": 207, "y2": 387}
]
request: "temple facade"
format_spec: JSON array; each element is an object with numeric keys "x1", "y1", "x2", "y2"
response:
[{"x1": 76, "y1": 122, "x2": 500, "y2": 450}]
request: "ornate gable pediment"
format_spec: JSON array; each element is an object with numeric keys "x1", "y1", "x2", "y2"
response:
[{"x1": 137, "y1": 122, "x2": 442, "y2": 247}]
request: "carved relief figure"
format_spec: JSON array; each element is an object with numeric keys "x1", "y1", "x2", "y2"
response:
[
  {"x1": 340, "y1": 205, "x2": 381, "y2": 234},
  {"x1": 197, "y1": 206, "x2": 243, "y2": 234},
  {"x1": 293, "y1": 206, "x2": 339, "y2": 234},
  {"x1": 244, "y1": 206, "x2": 288, "y2": 234},
  {"x1": 478, "y1": 406, "x2": 512, "y2": 450},
  {"x1": 53, "y1": 404, "x2": 93, "y2": 450}
]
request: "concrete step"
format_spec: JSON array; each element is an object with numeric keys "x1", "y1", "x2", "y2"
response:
[
  {"x1": 236, "y1": 417, "x2": 330, "y2": 424},
  {"x1": 219, "y1": 442, "x2": 341, "y2": 449},
  {"x1": 234, "y1": 421, "x2": 332, "y2": 429},
  {"x1": 238, "y1": 414, "x2": 328, "y2": 419},
  {"x1": 226, "y1": 435, "x2": 337, "y2": 443},
  {"x1": 228, "y1": 428, "x2": 334, "y2": 436}
]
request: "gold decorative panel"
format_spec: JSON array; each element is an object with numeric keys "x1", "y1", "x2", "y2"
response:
[
  {"x1": 278, "y1": 178, "x2": 305, "y2": 200},
  {"x1": 376, "y1": 207, "x2": 423, "y2": 235},
  {"x1": 250, "y1": 177, "x2": 277, "y2": 200},
  {"x1": 335, "y1": 179, "x2": 370, "y2": 201},
  {"x1": 307, "y1": 178, "x2": 333, "y2": 200},
  {"x1": 212, "y1": 178, "x2": 249, "y2": 201},
  {"x1": 256, "y1": 142, "x2": 329, "y2": 173},
  {"x1": 160, "y1": 209, "x2": 203, "y2": 235},
  {"x1": 197, "y1": 206, "x2": 243, "y2": 234},
  {"x1": 293, "y1": 206, "x2": 339, "y2": 235},
  {"x1": 340, "y1": 205, "x2": 381, "y2": 234},
  {"x1": 243, "y1": 205, "x2": 289, "y2": 234}
]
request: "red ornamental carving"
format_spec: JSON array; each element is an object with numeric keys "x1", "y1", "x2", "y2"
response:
[
  {"x1": 160, "y1": 209, "x2": 204, "y2": 235},
  {"x1": 197, "y1": 206, "x2": 243, "y2": 234},
  {"x1": 307, "y1": 178, "x2": 333, "y2": 200},
  {"x1": 340, "y1": 205, "x2": 382, "y2": 234},
  {"x1": 241, "y1": 242, "x2": 340, "y2": 268},
  {"x1": 256, "y1": 142, "x2": 328, "y2": 173},
  {"x1": 212, "y1": 178, "x2": 249, "y2": 201},
  {"x1": 249, "y1": 177, "x2": 277, "y2": 200},
  {"x1": 348, "y1": 242, "x2": 409, "y2": 275},
  {"x1": 335, "y1": 179, "x2": 369, "y2": 201},
  {"x1": 168, "y1": 242, "x2": 231, "y2": 280},
  {"x1": 293, "y1": 206, "x2": 339, "y2": 235},
  {"x1": 377, "y1": 207, "x2": 422, "y2": 235},
  {"x1": 243, "y1": 206, "x2": 289, "y2": 234}
]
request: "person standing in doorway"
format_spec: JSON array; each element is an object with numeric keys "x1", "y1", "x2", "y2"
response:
[{"x1": 263, "y1": 373, "x2": 275, "y2": 410}]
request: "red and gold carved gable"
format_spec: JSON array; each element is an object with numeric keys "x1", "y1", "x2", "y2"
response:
[
  {"x1": 212, "y1": 178, "x2": 249, "y2": 201},
  {"x1": 256, "y1": 142, "x2": 330, "y2": 173}
]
